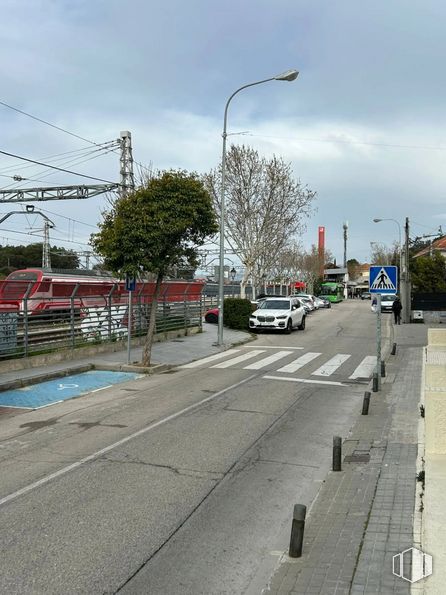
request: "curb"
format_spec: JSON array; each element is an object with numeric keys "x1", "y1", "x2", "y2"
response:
[{"x1": 0, "y1": 362, "x2": 170, "y2": 393}]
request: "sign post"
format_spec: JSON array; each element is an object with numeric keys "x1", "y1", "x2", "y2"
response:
[
  {"x1": 125, "y1": 276, "x2": 136, "y2": 364},
  {"x1": 370, "y1": 266, "x2": 398, "y2": 391}
]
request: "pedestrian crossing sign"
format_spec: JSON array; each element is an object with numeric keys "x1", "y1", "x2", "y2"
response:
[{"x1": 369, "y1": 266, "x2": 398, "y2": 294}]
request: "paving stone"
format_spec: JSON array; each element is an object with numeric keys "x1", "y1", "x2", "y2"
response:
[{"x1": 267, "y1": 338, "x2": 421, "y2": 594}]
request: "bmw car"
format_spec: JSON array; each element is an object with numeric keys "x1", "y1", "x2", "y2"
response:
[{"x1": 249, "y1": 297, "x2": 306, "y2": 333}]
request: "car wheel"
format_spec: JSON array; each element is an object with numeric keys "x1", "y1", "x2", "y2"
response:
[
  {"x1": 285, "y1": 319, "x2": 293, "y2": 334},
  {"x1": 205, "y1": 312, "x2": 218, "y2": 324},
  {"x1": 298, "y1": 316, "x2": 306, "y2": 331}
]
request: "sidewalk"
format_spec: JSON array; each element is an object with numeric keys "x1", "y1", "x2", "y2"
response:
[
  {"x1": 0, "y1": 323, "x2": 253, "y2": 390},
  {"x1": 267, "y1": 322, "x2": 428, "y2": 595}
]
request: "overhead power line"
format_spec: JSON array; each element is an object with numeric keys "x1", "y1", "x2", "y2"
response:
[
  {"x1": 0, "y1": 99, "x2": 152, "y2": 175},
  {"x1": 0, "y1": 100, "x2": 104, "y2": 146},
  {"x1": 0, "y1": 149, "x2": 116, "y2": 184},
  {"x1": 241, "y1": 132, "x2": 446, "y2": 152}
]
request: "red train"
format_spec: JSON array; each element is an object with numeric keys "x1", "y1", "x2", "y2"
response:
[{"x1": 0, "y1": 268, "x2": 205, "y2": 315}]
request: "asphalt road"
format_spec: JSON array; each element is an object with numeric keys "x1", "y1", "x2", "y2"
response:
[{"x1": 0, "y1": 299, "x2": 390, "y2": 594}]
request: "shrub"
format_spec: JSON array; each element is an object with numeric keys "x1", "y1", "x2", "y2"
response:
[{"x1": 223, "y1": 298, "x2": 254, "y2": 330}]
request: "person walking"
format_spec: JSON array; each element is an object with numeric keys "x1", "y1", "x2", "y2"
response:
[{"x1": 392, "y1": 295, "x2": 402, "y2": 324}]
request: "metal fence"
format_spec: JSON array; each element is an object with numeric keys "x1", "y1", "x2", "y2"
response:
[{"x1": 0, "y1": 282, "x2": 204, "y2": 361}]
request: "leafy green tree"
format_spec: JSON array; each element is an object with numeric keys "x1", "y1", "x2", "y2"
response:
[
  {"x1": 0, "y1": 243, "x2": 79, "y2": 272},
  {"x1": 91, "y1": 170, "x2": 218, "y2": 365},
  {"x1": 347, "y1": 258, "x2": 360, "y2": 281},
  {"x1": 411, "y1": 251, "x2": 446, "y2": 292}
]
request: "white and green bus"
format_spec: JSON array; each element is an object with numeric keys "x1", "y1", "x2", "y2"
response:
[{"x1": 320, "y1": 282, "x2": 344, "y2": 303}]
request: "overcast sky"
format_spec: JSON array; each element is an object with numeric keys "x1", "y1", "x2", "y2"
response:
[{"x1": 1, "y1": 0, "x2": 446, "y2": 272}]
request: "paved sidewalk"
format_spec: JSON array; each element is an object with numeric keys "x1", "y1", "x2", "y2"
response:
[
  {"x1": 0, "y1": 323, "x2": 253, "y2": 389},
  {"x1": 267, "y1": 323, "x2": 427, "y2": 594}
]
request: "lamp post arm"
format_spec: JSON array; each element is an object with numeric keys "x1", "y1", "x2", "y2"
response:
[{"x1": 222, "y1": 77, "x2": 275, "y2": 137}]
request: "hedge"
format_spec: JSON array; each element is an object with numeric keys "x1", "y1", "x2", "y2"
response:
[{"x1": 223, "y1": 298, "x2": 254, "y2": 330}]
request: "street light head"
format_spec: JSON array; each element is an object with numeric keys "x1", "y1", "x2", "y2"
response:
[
  {"x1": 274, "y1": 69, "x2": 299, "y2": 82},
  {"x1": 373, "y1": 218, "x2": 382, "y2": 223}
]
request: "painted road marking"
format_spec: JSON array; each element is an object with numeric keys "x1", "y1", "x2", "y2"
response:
[
  {"x1": 243, "y1": 351, "x2": 294, "y2": 370},
  {"x1": 312, "y1": 354, "x2": 351, "y2": 377},
  {"x1": 276, "y1": 352, "x2": 322, "y2": 373},
  {"x1": 180, "y1": 349, "x2": 240, "y2": 368},
  {"x1": 57, "y1": 384, "x2": 80, "y2": 390},
  {"x1": 0, "y1": 371, "x2": 142, "y2": 409},
  {"x1": 263, "y1": 375, "x2": 346, "y2": 387},
  {"x1": 241, "y1": 345, "x2": 304, "y2": 350},
  {"x1": 349, "y1": 356, "x2": 377, "y2": 379},
  {"x1": 0, "y1": 374, "x2": 258, "y2": 508},
  {"x1": 211, "y1": 350, "x2": 266, "y2": 369}
]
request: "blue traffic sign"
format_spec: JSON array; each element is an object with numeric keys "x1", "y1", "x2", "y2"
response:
[
  {"x1": 369, "y1": 266, "x2": 398, "y2": 294},
  {"x1": 125, "y1": 276, "x2": 136, "y2": 291}
]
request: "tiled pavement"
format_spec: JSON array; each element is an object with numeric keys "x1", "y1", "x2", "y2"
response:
[{"x1": 267, "y1": 326, "x2": 425, "y2": 594}]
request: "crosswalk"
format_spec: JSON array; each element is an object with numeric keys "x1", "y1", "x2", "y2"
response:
[{"x1": 181, "y1": 348, "x2": 377, "y2": 382}]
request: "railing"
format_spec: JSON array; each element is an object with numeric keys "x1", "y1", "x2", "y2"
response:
[{"x1": 0, "y1": 281, "x2": 204, "y2": 361}]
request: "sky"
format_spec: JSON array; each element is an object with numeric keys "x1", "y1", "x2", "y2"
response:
[{"x1": 1, "y1": 0, "x2": 446, "y2": 274}]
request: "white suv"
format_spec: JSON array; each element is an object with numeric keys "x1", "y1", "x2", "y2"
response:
[{"x1": 249, "y1": 297, "x2": 306, "y2": 333}]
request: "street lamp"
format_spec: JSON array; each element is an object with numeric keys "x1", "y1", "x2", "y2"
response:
[
  {"x1": 217, "y1": 69, "x2": 299, "y2": 345},
  {"x1": 230, "y1": 267, "x2": 237, "y2": 281}
]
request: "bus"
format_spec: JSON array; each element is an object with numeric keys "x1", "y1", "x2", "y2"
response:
[{"x1": 319, "y1": 282, "x2": 344, "y2": 303}]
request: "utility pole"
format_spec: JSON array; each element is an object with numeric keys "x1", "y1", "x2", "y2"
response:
[
  {"x1": 404, "y1": 217, "x2": 411, "y2": 323},
  {"x1": 119, "y1": 131, "x2": 135, "y2": 198},
  {"x1": 400, "y1": 217, "x2": 411, "y2": 323},
  {"x1": 343, "y1": 221, "x2": 348, "y2": 268},
  {"x1": 42, "y1": 219, "x2": 51, "y2": 269},
  {"x1": 0, "y1": 209, "x2": 54, "y2": 268}
]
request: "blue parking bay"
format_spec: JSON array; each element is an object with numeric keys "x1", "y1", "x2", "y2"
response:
[{"x1": 0, "y1": 370, "x2": 143, "y2": 409}]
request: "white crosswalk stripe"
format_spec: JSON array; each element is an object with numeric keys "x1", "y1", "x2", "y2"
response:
[
  {"x1": 276, "y1": 352, "x2": 322, "y2": 373},
  {"x1": 243, "y1": 351, "x2": 294, "y2": 370},
  {"x1": 311, "y1": 354, "x2": 351, "y2": 377},
  {"x1": 181, "y1": 348, "x2": 376, "y2": 381},
  {"x1": 211, "y1": 350, "x2": 266, "y2": 369},
  {"x1": 349, "y1": 356, "x2": 377, "y2": 379},
  {"x1": 180, "y1": 349, "x2": 240, "y2": 368}
]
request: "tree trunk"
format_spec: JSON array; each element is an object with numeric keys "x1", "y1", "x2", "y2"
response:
[{"x1": 142, "y1": 271, "x2": 163, "y2": 366}]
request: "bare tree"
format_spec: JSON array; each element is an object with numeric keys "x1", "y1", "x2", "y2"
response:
[
  {"x1": 204, "y1": 145, "x2": 316, "y2": 298},
  {"x1": 370, "y1": 242, "x2": 399, "y2": 266}
]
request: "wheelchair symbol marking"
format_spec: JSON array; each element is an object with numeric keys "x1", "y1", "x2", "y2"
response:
[{"x1": 57, "y1": 383, "x2": 80, "y2": 390}]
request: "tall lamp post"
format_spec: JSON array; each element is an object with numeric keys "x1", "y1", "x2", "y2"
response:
[
  {"x1": 217, "y1": 69, "x2": 299, "y2": 345},
  {"x1": 373, "y1": 217, "x2": 407, "y2": 322}
]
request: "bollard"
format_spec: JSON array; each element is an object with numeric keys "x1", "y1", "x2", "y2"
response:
[
  {"x1": 372, "y1": 372, "x2": 379, "y2": 392},
  {"x1": 391, "y1": 342, "x2": 397, "y2": 355},
  {"x1": 333, "y1": 436, "x2": 342, "y2": 471},
  {"x1": 289, "y1": 504, "x2": 307, "y2": 558},
  {"x1": 381, "y1": 361, "x2": 386, "y2": 377},
  {"x1": 362, "y1": 391, "x2": 371, "y2": 415}
]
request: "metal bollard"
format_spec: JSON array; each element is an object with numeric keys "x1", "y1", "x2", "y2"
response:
[
  {"x1": 333, "y1": 436, "x2": 342, "y2": 471},
  {"x1": 391, "y1": 342, "x2": 397, "y2": 355},
  {"x1": 381, "y1": 361, "x2": 386, "y2": 377},
  {"x1": 372, "y1": 372, "x2": 379, "y2": 392},
  {"x1": 362, "y1": 391, "x2": 371, "y2": 415},
  {"x1": 289, "y1": 504, "x2": 307, "y2": 558}
]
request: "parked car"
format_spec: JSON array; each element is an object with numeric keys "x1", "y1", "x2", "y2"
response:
[
  {"x1": 371, "y1": 294, "x2": 396, "y2": 313},
  {"x1": 249, "y1": 297, "x2": 306, "y2": 333},
  {"x1": 295, "y1": 293, "x2": 316, "y2": 311},
  {"x1": 204, "y1": 307, "x2": 219, "y2": 323},
  {"x1": 361, "y1": 292, "x2": 371, "y2": 300},
  {"x1": 314, "y1": 296, "x2": 331, "y2": 309}
]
